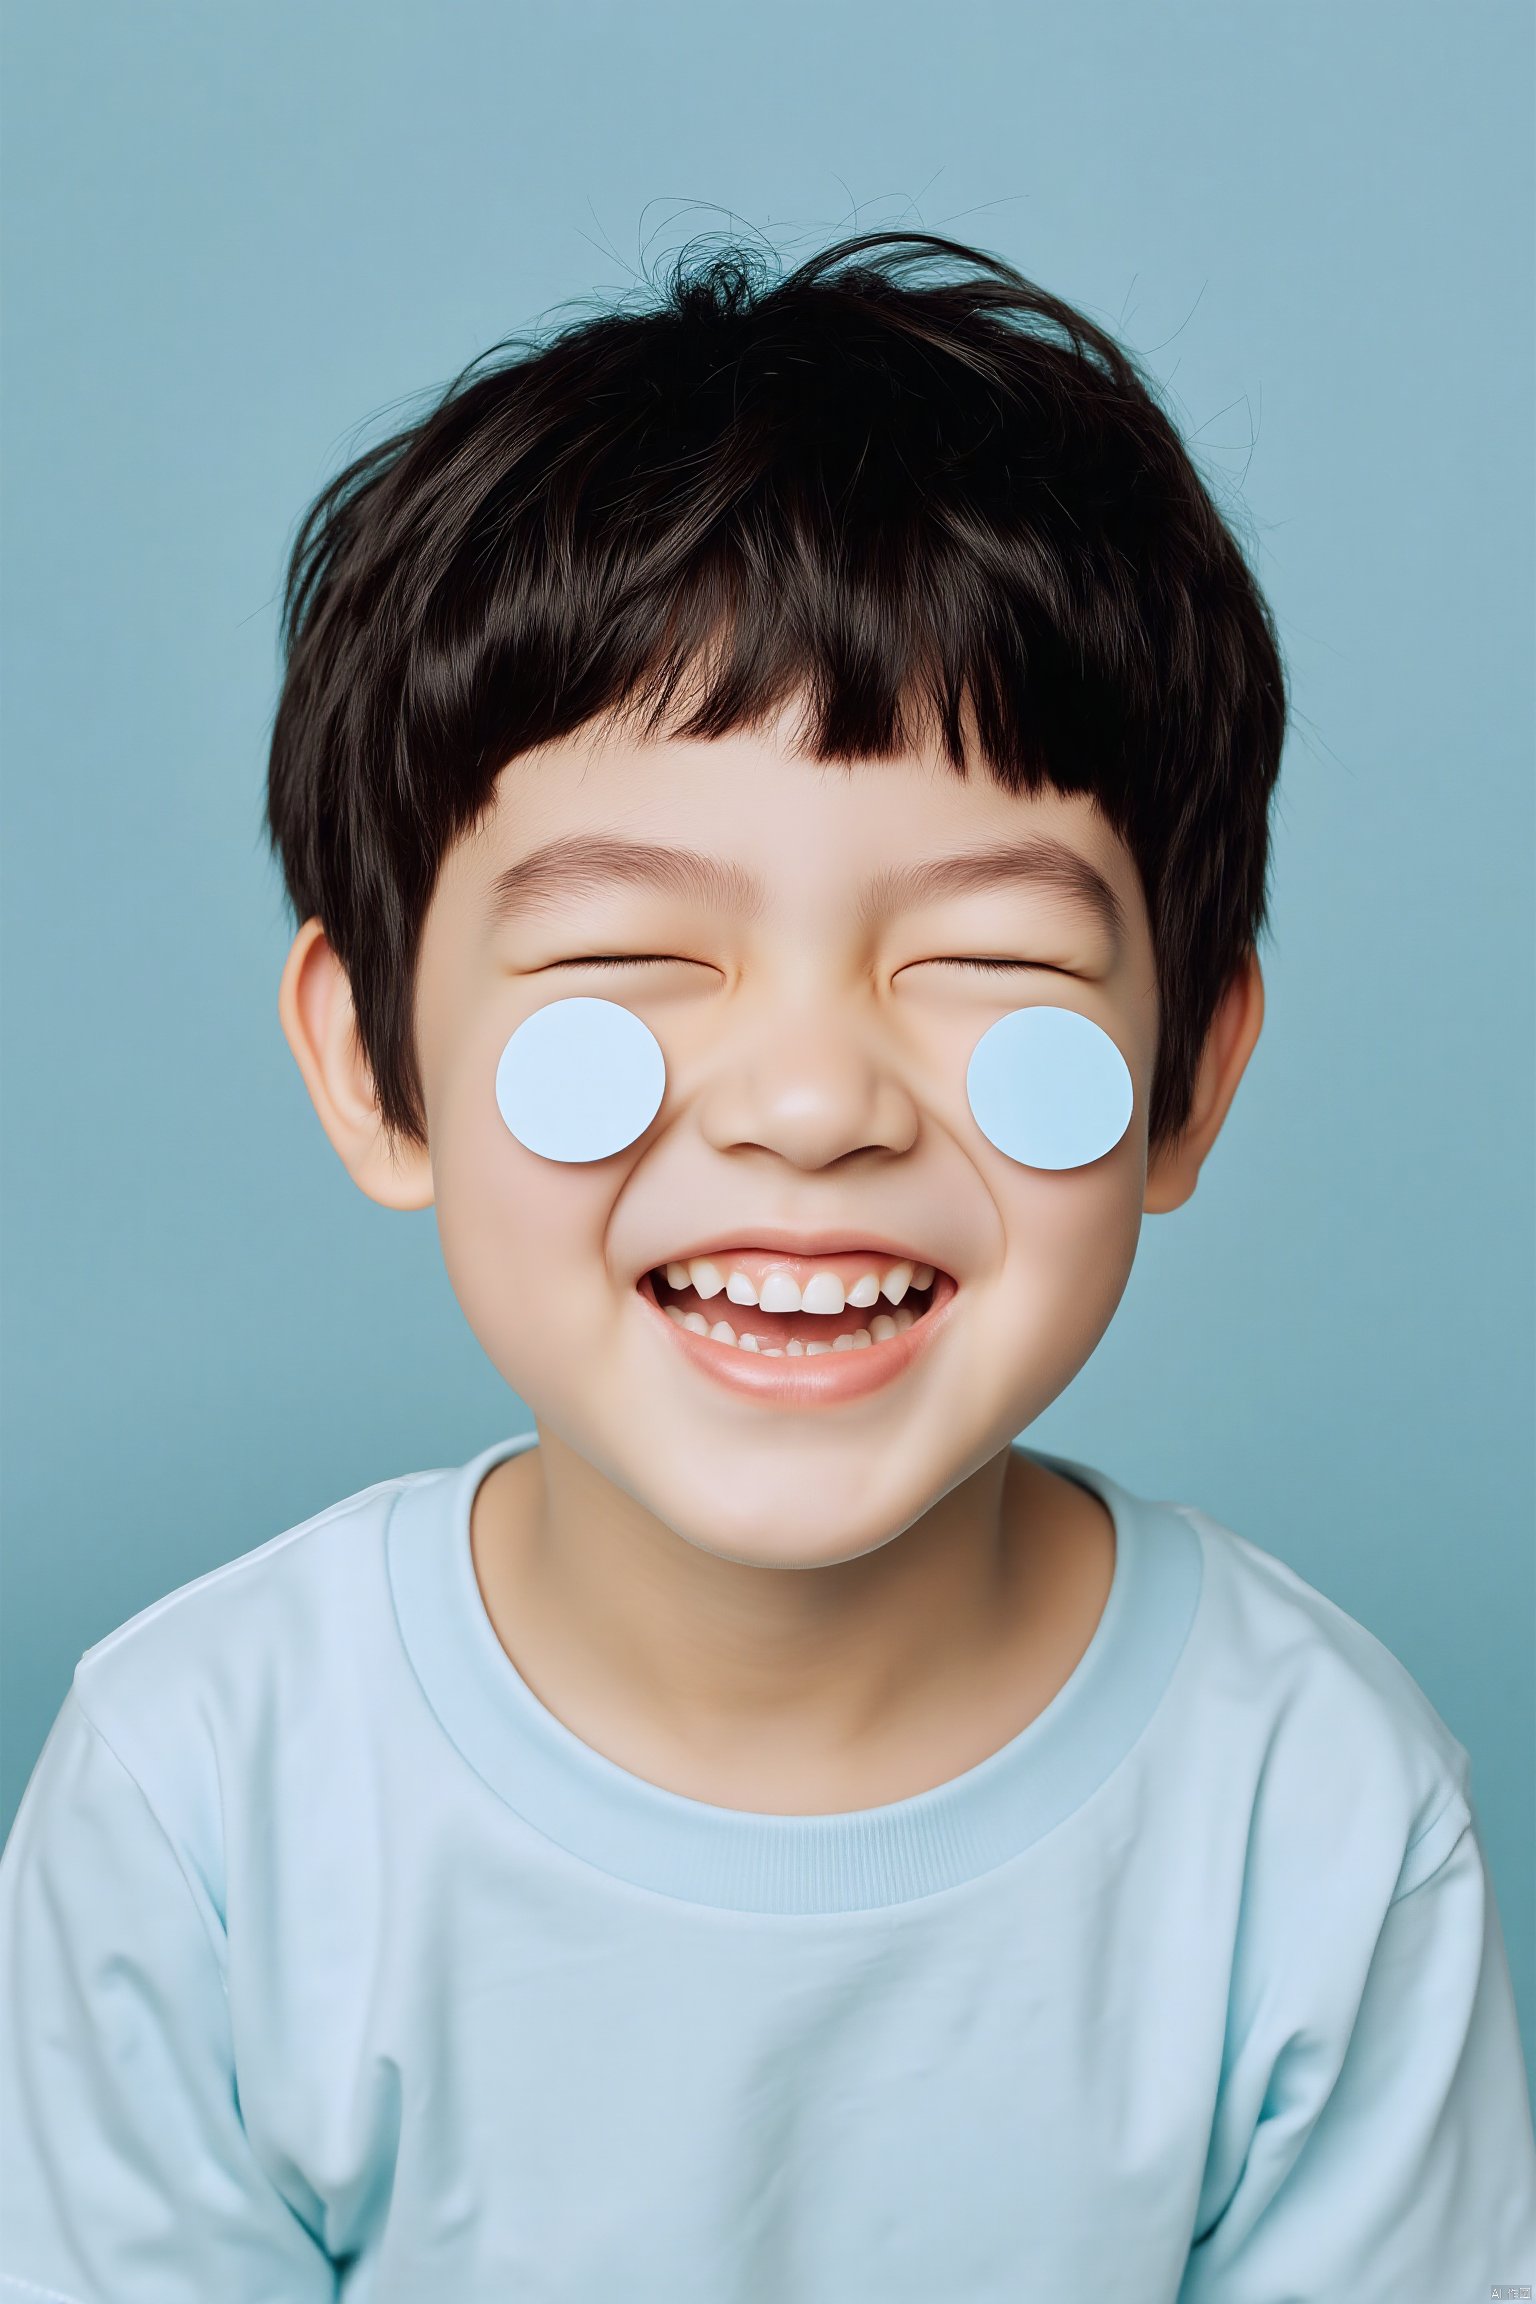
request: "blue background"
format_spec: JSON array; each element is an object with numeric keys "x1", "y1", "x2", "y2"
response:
[{"x1": 3, "y1": 1, "x2": 1532, "y2": 2084}]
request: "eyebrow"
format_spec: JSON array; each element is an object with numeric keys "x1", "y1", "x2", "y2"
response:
[{"x1": 485, "y1": 832, "x2": 1125, "y2": 948}]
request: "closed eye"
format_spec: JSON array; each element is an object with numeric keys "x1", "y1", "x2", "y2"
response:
[
  {"x1": 546, "y1": 955, "x2": 698, "y2": 969},
  {"x1": 924, "y1": 957, "x2": 1067, "y2": 974}
]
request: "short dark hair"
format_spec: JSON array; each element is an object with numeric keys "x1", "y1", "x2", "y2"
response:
[{"x1": 266, "y1": 230, "x2": 1285, "y2": 1153}]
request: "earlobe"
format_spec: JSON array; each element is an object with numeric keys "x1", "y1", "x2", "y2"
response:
[
  {"x1": 1143, "y1": 950, "x2": 1265, "y2": 1215},
  {"x1": 277, "y1": 917, "x2": 435, "y2": 1211}
]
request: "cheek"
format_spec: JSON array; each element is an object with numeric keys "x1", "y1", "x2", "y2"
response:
[
  {"x1": 428, "y1": 1063, "x2": 610, "y2": 1360},
  {"x1": 964, "y1": 1003, "x2": 1136, "y2": 1173},
  {"x1": 991, "y1": 1150, "x2": 1145, "y2": 1346}
]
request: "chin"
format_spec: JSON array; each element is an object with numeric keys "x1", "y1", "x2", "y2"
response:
[
  {"x1": 684, "y1": 1521, "x2": 903, "y2": 1574},
  {"x1": 650, "y1": 1463, "x2": 924, "y2": 1571}
]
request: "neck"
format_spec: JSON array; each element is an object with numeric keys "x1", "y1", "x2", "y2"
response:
[{"x1": 469, "y1": 1432, "x2": 1112, "y2": 1814}]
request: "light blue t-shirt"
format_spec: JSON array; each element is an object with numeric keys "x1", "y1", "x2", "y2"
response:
[{"x1": 2, "y1": 1432, "x2": 1533, "y2": 2301}]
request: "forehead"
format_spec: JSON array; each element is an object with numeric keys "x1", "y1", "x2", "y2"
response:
[{"x1": 452, "y1": 710, "x2": 1145, "y2": 937}]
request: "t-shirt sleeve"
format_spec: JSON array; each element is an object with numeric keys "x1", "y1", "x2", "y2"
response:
[
  {"x1": 0, "y1": 1687, "x2": 338, "y2": 2304},
  {"x1": 1178, "y1": 1788, "x2": 1536, "y2": 2303}
]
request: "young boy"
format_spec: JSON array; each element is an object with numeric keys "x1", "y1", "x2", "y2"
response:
[{"x1": 2, "y1": 231, "x2": 1532, "y2": 2300}]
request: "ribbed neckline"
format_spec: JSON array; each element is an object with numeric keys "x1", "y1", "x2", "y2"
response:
[{"x1": 386, "y1": 1431, "x2": 1202, "y2": 1914}]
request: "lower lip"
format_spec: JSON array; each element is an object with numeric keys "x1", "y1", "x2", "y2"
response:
[{"x1": 635, "y1": 1271, "x2": 960, "y2": 1406}]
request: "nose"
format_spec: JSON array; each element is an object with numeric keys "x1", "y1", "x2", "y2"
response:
[{"x1": 694, "y1": 1000, "x2": 921, "y2": 1169}]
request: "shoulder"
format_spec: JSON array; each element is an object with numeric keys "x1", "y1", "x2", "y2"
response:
[
  {"x1": 76, "y1": 1464, "x2": 439, "y2": 1699},
  {"x1": 1167, "y1": 1494, "x2": 1473, "y2": 1906},
  {"x1": 66, "y1": 1463, "x2": 456, "y2": 1876}
]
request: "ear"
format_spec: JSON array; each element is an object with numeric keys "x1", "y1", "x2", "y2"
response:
[
  {"x1": 1143, "y1": 948, "x2": 1265, "y2": 1214},
  {"x1": 277, "y1": 916, "x2": 435, "y2": 1211}
]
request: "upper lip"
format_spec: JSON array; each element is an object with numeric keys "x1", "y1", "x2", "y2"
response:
[{"x1": 645, "y1": 1228, "x2": 950, "y2": 1274}]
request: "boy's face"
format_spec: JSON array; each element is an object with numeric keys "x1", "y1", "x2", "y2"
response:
[{"x1": 401, "y1": 703, "x2": 1168, "y2": 1569}]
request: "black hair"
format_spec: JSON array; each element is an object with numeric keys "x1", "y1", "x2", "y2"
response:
[{"x1": 266, "y1": 229, "x2": 1285, "y2": 1151}]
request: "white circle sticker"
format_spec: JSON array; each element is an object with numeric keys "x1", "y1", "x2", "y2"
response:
[
  {"x1": 965, "y1": 1005, "x2": 1133, "y2": 1170},
  {"x1": 495, "y1": 997, "x2": 667, "y2": 1163}
]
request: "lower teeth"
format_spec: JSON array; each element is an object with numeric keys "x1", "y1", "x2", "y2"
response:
[{"x1": 660, "y1": 1303, "x2": 920, "y2": 1354}]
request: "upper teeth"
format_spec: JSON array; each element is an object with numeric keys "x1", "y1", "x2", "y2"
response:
[{"x1": 661, "y1": 1257, "x2": 935, "y2": 1310}]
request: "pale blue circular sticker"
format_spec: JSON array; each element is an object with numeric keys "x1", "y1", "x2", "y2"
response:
[
  {"x1": 965, "y1": 1005, "x2": 1133, "y2": 1170},
  {"x1": 495, "y1": 997, "x2": 667, "y2": 1163}
]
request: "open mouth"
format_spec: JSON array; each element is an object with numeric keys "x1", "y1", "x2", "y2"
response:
[{"x1": 636, "y1": 1253, "x2": 950, "y2": 1359}]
